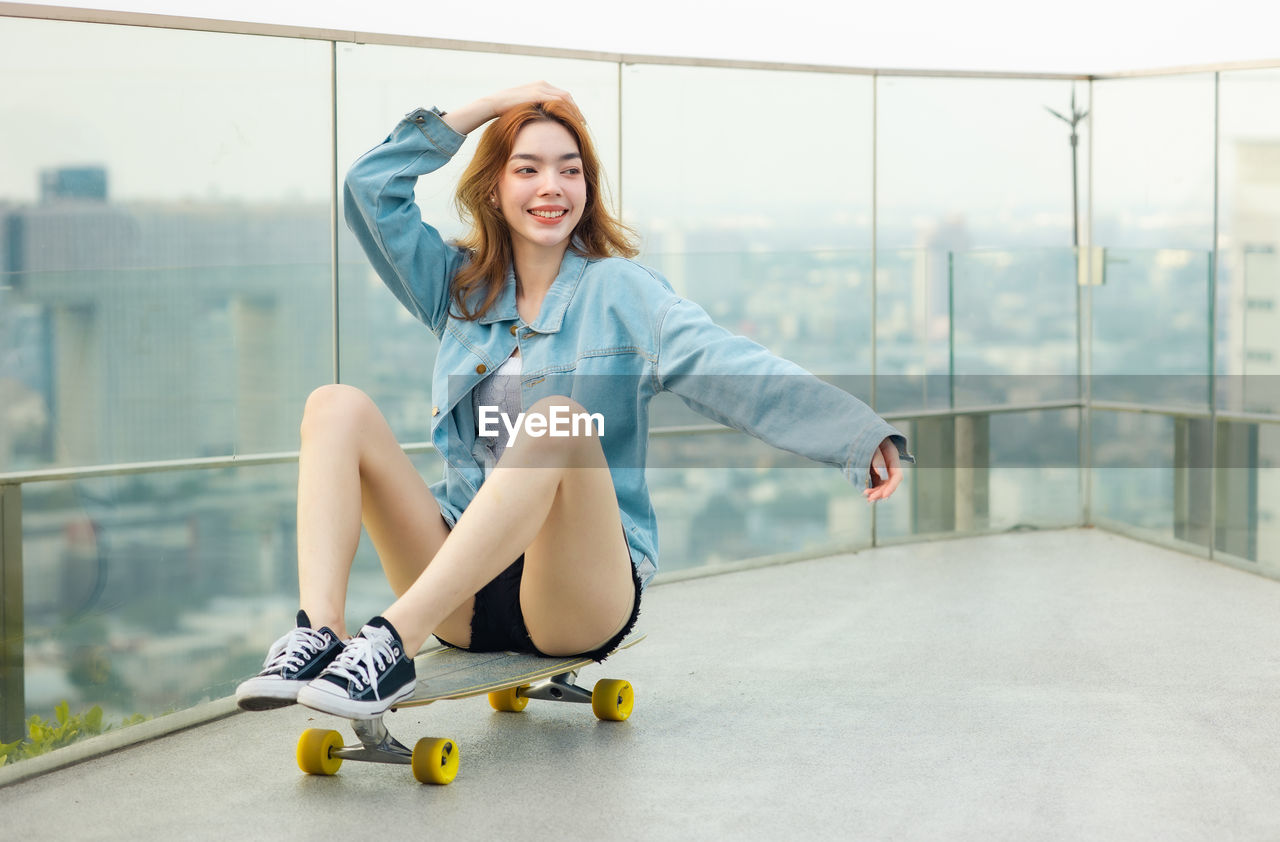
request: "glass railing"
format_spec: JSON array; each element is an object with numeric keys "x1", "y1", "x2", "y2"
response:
[
  {"x1": 2, "y1": 7, "x2": 1279, "y2": 771},
  {"x1": 1, "y1": 264, "x2": 332, "y2": 472},
  {"x1": 12, "y1": 453, "x2": 441, "y2": 741},
  {"x1": 1090, "y1": 248, "x2": 1213, "y2": 408}
]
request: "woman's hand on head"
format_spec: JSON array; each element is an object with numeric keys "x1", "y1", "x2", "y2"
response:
[
  {"x1": 483, "y1": 82, "x2": 577, "y2": 119},
  {"x1": 863, "y1": 437, "x2": 904, "y2": 503},
  {"x1": 442, "y1": 82, "x2": 578, "y2": 136}
]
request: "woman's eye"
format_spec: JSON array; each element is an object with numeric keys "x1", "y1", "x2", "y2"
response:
[
  {"x1": 563, "y1": 167, "x2": 581, "y2": 176},
  {"x1": 515, "y1": 166, "x2": 536, "y2": 175}
]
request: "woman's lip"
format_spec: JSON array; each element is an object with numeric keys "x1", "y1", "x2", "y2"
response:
[{"x1": 528, "y1": 208, "x2": 569, "y2": 224}]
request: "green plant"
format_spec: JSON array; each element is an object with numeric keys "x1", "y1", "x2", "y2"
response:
[{"x1": 0, "y1": 701, "x2": 149, "y2": 767}]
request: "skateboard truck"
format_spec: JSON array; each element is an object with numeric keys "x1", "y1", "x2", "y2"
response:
[
  {"x1": 521, "y1": 670, "x2": 593, "y2": 704},
  {"x1": 336, "y1": 670, "x2": 588, "y2": 766},
  {"x1": 338, "y1": 717, "x2": 414, "y2": 765},
  {"x1": 296, "y1": 718, "x2": 460, "y2": 785}
]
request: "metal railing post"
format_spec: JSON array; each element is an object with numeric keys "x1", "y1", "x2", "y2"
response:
[{"x1": 1, "y1": 482, "x2": 25, "y2": 743}]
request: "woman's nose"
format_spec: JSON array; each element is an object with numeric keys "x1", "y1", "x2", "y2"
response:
[{"x1": 537, "y1": 173, "x2": 562, "y2": 194}]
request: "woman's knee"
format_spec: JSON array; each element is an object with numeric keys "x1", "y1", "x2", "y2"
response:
[
  {"x1": 509, "y1": 395, "x2": 604, "y2": 463},
  {"x1": 300, "y1": 384, "x2": 378, "y2": 440}
]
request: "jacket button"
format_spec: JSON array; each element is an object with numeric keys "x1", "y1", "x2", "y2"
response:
[
  {"x1": 509, "y1": 324, "x2": 519, "y2": 335},
  {"x1": 431, "y1": 406, "x2": 439, "y2": 417},
  {"x1": 476, "y1": 364, "x2": 487, "y2": 374}
]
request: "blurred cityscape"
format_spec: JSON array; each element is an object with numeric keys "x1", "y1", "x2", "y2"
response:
[{"x1": 2, "y1": 122, "x2": 1278, "y2": 723}]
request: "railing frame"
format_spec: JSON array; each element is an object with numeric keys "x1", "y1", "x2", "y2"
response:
[{"x1": 2, "y1": 1, "x2": 1278, "y2": 751}]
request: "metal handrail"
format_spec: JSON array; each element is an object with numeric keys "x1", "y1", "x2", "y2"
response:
[
  {"x1": 1, "y1": 2, "x2": 1275, "y2": 80},
  {"x1": 9, "y1": 396, "x2": 1280, "y2": 486},
  {"x1": 0, "y1": 401, "x2": 1090, "y2": 486}
]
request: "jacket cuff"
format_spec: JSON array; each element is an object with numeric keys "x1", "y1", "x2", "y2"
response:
[
  {"x1": 844, "y1": 423, "x2": 914, "y2": 488},
  {"x1": 403, "y1": 106, "x2": 467, "y2": 156}
]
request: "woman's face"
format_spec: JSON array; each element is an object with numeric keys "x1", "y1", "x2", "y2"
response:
[{"x1": 496, "y1": 120, "x2": 587, "y2": 258}]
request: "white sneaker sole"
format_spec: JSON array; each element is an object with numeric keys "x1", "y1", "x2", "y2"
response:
[
  {"x1": 235, "y1": 677, "x2": 308, "y2": 712},
  {"x1": 296, "y1": 678, "x2": 417, "y2": 719}
]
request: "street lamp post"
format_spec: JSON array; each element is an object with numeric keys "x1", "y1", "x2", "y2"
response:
[{"x1": 1047, "y1": 87, "x2": 1089, "y2": 249}]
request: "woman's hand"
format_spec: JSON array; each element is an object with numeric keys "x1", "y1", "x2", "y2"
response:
[
  {"x1": 441, "y1": 81, "x2": 578, "y2": 136},
  {"x1": 484, "y1": 81, "x2": 577, "y2": 119},
  {"x1": 862, "y1": 437, "x2": 904, "y2": 503}
]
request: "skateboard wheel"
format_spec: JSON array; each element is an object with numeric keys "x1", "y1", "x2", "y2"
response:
[
  {"x1": 591, "y1": 679, "x2": 634, "y2": 722},
  {"x1": 412, "y1": 737, "x2": 460, "y2": 785},
  {"x1": 296, "y1": 728, "x2": 344, "y2": 776},
  {"x1": 487, "y1": 685, "x2": 530, "y2": 713}
]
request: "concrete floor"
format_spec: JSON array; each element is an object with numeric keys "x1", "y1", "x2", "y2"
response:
[{"x1": 7, "y1": 528, "x2": 1280, "y2": 841}]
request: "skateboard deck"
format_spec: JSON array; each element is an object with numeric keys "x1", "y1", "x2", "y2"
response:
[
  {"x1": 294, "y1": 631, "x2": 644, "y2": 785},
  {"x1": 394, "y1": 632, "x2": 644, "y2": 706}
]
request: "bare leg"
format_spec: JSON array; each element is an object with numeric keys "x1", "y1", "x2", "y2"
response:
[
  {"x1": 383, "y1": 396, "x2": 635, "y2": 656},
  {"x1": 295, "y1": 385, "x2": 473, "y2": 645}
]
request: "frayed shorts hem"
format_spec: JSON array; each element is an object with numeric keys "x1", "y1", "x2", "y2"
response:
[{"x1": 438, "y1": 554, "x2": 642, "y2": 664}]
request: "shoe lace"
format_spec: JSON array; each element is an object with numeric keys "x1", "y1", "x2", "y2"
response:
[
  {"x1": 262, "y1": 626, "x2": 331, "y2": 673},
  {"x1": 323, "y1": 626, "x2": 400, "y2": 699}
]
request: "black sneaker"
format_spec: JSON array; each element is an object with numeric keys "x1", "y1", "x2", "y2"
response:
[
  {"x1": 297, "y1": 616, "x2": 417, "y2": 718},
  {"x1": 235, "y1": 610, "x2": 343, "y2": 712}
]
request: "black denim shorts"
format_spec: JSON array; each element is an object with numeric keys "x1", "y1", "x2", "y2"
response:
[{"x1": 441, "y1": 554, "x2": 642, "y2": 663}]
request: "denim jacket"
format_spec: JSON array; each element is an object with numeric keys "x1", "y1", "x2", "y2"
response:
[{"x1": 344, "y1": 107, "x2": 911, "y2": 586}]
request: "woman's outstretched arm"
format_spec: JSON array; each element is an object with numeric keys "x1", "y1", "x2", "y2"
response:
[{"x1": 654, "y1": 295, "x2": 912, "y2": 500}]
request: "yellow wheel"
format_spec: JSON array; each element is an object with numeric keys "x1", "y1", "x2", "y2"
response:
[
  {"x1": 411, "y1": 737, "x2": 460, "y2": 785},
  {"x1": 591, "y1": 679, "x2": 634, "y2": 722},
  {"x1": 487, "y1": 685, "x2": 531, "y2": 712},
  {"x1": 296, "y1": 729, "x2": 344, "y2": 776}
]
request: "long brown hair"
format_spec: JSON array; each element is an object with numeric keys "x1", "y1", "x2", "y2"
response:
[{"x1": 451, "y1": 100, "x2": 638, "y2": 321}]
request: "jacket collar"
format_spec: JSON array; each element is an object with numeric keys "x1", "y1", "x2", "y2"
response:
[{"x1": 477, "y1": 250, "x2": 589, "y2": 333}]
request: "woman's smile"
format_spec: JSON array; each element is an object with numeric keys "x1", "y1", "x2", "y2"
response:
[{"x1": 528, "y1": 206, "x2": 570, "y2": 222}]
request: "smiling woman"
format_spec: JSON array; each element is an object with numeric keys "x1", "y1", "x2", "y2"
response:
[
  {"x1": 449, "y1": 93, "x2": 636, "y2": 321},
  {"x1": 237, "y1": 80, "x2": 911, "y2": 721}
]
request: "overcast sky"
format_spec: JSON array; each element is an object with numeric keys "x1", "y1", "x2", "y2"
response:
[
  {"x1": 2, "y1": 0, "x2": 1275, "y2": 227},
  {"x1": 8, "y1": 0, "x2": 1280, "y2": 75}
]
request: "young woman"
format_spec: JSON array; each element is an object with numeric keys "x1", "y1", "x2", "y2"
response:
[{"x1": 236, "y1": 82, "x2": 911, "y2": 719}]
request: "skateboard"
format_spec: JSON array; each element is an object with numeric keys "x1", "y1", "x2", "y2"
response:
[{"x1": 294, "y1": 632, "x2": 644, "y2": 784}]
